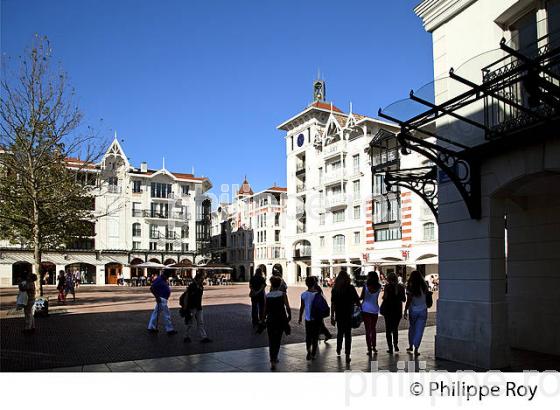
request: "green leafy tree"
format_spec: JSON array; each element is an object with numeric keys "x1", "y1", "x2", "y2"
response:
[{"x1": 0, "y1": 36, "x2": 104, "y2": 296}]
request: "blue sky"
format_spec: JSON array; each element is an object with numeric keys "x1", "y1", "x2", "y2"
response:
[{"x1": 1, "y1": 0, "x2": 433, "y2": 195}]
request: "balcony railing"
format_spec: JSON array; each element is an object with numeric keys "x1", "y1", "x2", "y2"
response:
[
  {"x1": 323, "y1": 140, "x2": 347, "y2": 158},
  {"x1": 295, "y1": 163, "x2": 306, "y2": 172},
  {"x1": 144, "y1": 210, "x2": 169, "y2": 219},
  {"x1": 132, "y1": 209, "x2": 143, "y2": 217},
  {"x1": 152, "y1": 192, "x2": 175, "y2": 199},
  {"x1": 322, "y1": 168, "x2": 346, "y2": 185},
  {"x1": 294, "y1": 246, "x2": 311, "y2": 258},
  {"x1": 296, "y1": 184, "x2": 306, "y2": 193},
  {"x1": 165, "y1": 232, "x2": 178, "y2": 240},
  {"x1": 324, "y1": 194, "x2": 347, "y2": 209},
  {"x1": 482, "y1": 34, "x2": 560, "y2": 137},
  {"x1": 149, "y1": 232, "x2": 161, "y2": 239},
  {"x1": 371, "y1": 148, "x2": 398, "y2": 167},
  {"x1": 296, "y1": 205, "x2": 306, "y2": 215}
]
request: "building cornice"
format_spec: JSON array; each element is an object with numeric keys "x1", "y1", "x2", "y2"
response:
[{"x1": 415, "y1": 0, "x2": 478, "y2": 32}]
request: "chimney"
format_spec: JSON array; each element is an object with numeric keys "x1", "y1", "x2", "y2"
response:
[{"x1": 140, "y1": 162, "x2": 148, "y2": 173}]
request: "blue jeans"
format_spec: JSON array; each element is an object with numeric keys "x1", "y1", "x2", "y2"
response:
[{"x1": 408, "y1": 308, "x2": 427, "y2": 349}]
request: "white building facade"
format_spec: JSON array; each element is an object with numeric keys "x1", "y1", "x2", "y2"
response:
[
  {"x1": 210, "y1": 180, "x2": 287, "y2": 281},
  {"x1": 0, "y1": 138, "x2": 213, "y2": 286},
  {"x1": 277, "y1": 82, "x2": 439, "y2": 285}
]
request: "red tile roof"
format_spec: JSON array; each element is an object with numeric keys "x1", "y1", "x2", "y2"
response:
[
  {"x1": 266, "y1": 186, "x2": 287, "y2": 192},
  {"x1": 310, "y1": 101, "x2": 343, "y2": 112},
  {"x1": 237, "y1": 178, "x2": 254, "y2": 196},
  {"x1": 65, "y1": 157, "x2": 98, "y2": 170}
]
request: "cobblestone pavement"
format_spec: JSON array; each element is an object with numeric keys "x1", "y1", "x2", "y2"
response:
[{"x1": 1, "y1": 284, "x2": 438, "y2": 371}]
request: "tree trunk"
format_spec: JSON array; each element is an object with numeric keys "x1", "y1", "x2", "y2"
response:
[
  {"x1": 34, "y1": 243, "x2": 42, "y2": 298},
  {"x1": 33, "y1": 201, "x2": 42, "y2": 298}
]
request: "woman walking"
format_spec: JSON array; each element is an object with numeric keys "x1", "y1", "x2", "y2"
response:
[
  {"x1": 404, "y1": 270, "x2": 428, "y2": 357},
  {"x1": 20, "y1": 272, "x2": 37, "y2": 334},
  {"x1": 65, "y1": 271, "x2": 76, "y2": 302},
  {"x1": 331, "y1": 270, "x2": 360, "y2": 363},
  {"x1": 56, "y1": 270, "x2": 66, "y2": 305},
  {"x1": 380, "y1": 272, "x2": 406, "y2": 354},
  {"x1": 360, "y1": 271, "x2": 381, "y2": 355},
  {"x1": 249, "y1": 268, "x2": 266, "y2": 327},
  {"x1": 312, "y1": 276, "x2": 332, "y2": 342},
  {"x1": 298, "y1": 276, "x2": 321, "y2": 360},
  {"x1": 263, "y1": 275, "x2": 291, "y2": 370}
]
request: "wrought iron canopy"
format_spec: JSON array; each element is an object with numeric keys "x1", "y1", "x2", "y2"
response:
[{"x1": 373, "y1": 33, "x2": 560, "y2": 220}]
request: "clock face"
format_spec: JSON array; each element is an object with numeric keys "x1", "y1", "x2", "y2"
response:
[{"x1": 297, "y1": 134, "x2": 305, "y2": 147}]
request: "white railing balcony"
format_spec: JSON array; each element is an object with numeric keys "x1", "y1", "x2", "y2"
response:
[
  {"x1": 296, "y1": 225, "x2": 306, "y2": 234},
  {"x1": 322, "y1": 168, "x2": 346, "y2": 185},
  {"x1": 296, "y1": 184, "x2": 306, "y2": 193},
  {"x1": 295, "y1": 163, "x2": 306, "y2": 172},
  {"x1": 296, "y1": 205, "x2": 306, "y2": 216},
  {"x1": 324, "y1": 194, "x2": 347, "y2": 210},
  {"x1": 371, "y1": 148, "x2": 398, "y2": 167},
  {"x1": 322, "y1": 140, "x2": 347, "y2": 159},
  {"x1": 152, "y1": 192, "x2": 175, "y2": 200},
  {"x1": 171, "y1": 211, "x2": 191, "y2": 221},
  {"x1": 294, "y1": 246, "x2": 311, "y2": 257}
]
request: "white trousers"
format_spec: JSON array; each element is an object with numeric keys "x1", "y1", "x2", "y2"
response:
[
  {"x1": 24, "y1": 300, "x2": 35, "y2": 330},
  {"x1": 185, "y1": 309, "x2": 208, "y2": 339},
  {"x1": 147, "y1": 298, "x2": 174, "y2": 332}
]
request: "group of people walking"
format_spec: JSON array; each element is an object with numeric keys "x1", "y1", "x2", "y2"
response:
[
  {"x1": 146, "y1": 269, "x2": 212, "y2": 344},
  {"x1": 253, "y1": 268, "x2": 431, "y2": 370},
  {"x1": 56, "y1": 270, "x2": 77, "y2": 304}
]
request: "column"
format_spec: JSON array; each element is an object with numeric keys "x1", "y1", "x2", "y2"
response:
[{"x1": 435, "y1": 181, "x2": 509, "y2": 369}]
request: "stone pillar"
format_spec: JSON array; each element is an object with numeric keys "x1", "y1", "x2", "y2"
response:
[
  {"x1": 435, "y1": 181, "x2": 509, "y2": 369},
  {"x1": 286, "y1": 261, "x2": 297, "y2": 285},
  {"x1": 97, "y1": 265, "x2": 105, "y2": 286},
  {"x1": 122, "y1": 266, "x2": 131, "y2": 280}
]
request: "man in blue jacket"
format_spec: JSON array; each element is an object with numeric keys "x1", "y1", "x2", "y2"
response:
[{"x1": 147, "y1": 270, "x2": 177, "y2": 335}]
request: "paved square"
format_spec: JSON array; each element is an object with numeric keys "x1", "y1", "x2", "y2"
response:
[
  {"x1": 1, "y1": 284, "x2": 436, "y2": 371},
  {"x1": 3, "y1": 284, "x2": 557, "y2": 372}
]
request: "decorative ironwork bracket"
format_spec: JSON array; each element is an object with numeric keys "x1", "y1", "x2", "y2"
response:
[
  {"x1": 384, "y1": 165, "x2": 439, "y2": 220},
  {"x1": 396, "y1": 129, "x2": 481, "y2": 220}
]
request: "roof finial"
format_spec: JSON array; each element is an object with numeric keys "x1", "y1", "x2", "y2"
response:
[
  {"x1": 114, "y1": 130, "x2": 118, "y2": 140},
  {"x1": 162, "y1": 157, "x2": 165, "y2": 170},
  {"x1": 330, "y1": 102, "x2": 333, "y2": 112},
  {"x1": 349, "y1": 101, "x2": 353, "y2": 114},
  {"x1": 192, "y1": 166, "x2": 195, "y2": 175}
]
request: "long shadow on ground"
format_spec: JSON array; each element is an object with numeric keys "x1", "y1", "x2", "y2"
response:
[{"x1": 1, "y1": 304, "x2": 436, "y2": 371}]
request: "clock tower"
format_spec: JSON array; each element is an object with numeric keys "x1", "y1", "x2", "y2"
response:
[{"x1": 313, "y1": 79, "x2": 326, "y2": 102}]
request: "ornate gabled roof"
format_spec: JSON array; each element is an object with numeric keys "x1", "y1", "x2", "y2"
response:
[{"x1": 237, "y1": 177, "x2": 254, "y2": 196}]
